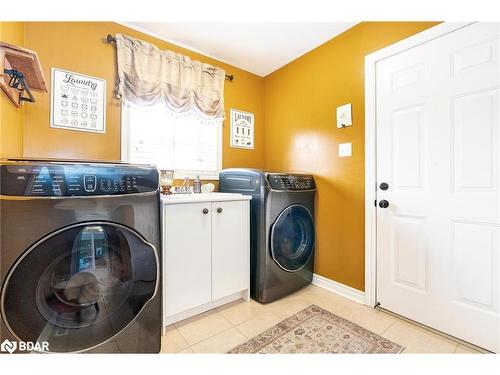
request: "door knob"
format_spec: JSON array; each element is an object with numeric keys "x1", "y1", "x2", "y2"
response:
[
  {"x1": 202, "y1": 208, "x2": 209, "y2": 214},
  {"x1": 378, "y1": 200, "x2": 390, "y2": 208},
  {"x1": 217, "y1": 207, "x2": 223, "y2": 213},
  {"x1": 379, "y1": 182, "x2": 389, "y2": 191}
]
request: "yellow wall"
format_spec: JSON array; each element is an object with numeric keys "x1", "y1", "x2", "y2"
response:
[
  {"x1": 1, "y1": 21, "x2": 441, "y2": 291},
  {"x1": 264, "y1": 22, "x2": 439, "y2": 290},
  {"x1": 0, "y1": 22, "x2": 265, "y2": 169},
  {"x1": 0, "y1": 22, "x2": 25, "y2": 158}
]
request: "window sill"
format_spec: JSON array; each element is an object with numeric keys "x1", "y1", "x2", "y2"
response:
[{"x1": 173, "y1": 172, "x2": 219, "y2": 181}]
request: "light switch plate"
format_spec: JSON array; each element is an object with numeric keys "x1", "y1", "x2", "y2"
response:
[
  {"x1": 336, "y1": 103, "x2": 352, "y2": 128},
  {"x1": 338, "y1": 142, "x2": 352, "y2": 157}
]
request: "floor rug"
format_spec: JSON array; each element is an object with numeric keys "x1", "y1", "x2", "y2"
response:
[{"x1": 228, "y1": 304, "x2": 404, "y2": 354}]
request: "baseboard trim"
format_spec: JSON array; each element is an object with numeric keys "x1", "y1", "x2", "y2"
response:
[
  {"x1": 312, "y1": 274, "x2": 365, "y2": 304},
  {"x1": 162, "y1": 290, "x2": 248, "y2": 333}
]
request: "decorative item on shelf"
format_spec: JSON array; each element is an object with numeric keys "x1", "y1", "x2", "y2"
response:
[
  {"x1": 201, "y1": 183, "x2": 215, "y2": 194},
  {"x1": 171, "y1": 177, "x2": 192, "y2": 194},
  {"x1": 0, "y1": 41, "x2": 48, "y2": 107},
  {"x1": 159, "y1": 170, "x2": 174, "y2": 195},
  {"x1": 170, "y1": 186, "x2": 192, "y2": 194},
  {"x1": 193, "y1": 175, "x2": 202, "y2": 194}
]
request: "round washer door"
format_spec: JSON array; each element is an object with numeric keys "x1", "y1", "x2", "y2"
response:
[
  {"x1": 1, "y1": 222, "x2": 158, "y2": 353},
  {"x1": 270, "y1": 204, "x2": 315, "y2": 272}
]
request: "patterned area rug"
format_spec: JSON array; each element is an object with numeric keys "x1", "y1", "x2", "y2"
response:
[{"x1": 228, "y1": 304, "x2": 404, "y2": 354}]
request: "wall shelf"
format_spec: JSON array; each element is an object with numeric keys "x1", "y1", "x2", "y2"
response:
[{"x1": 0, "y1": 41, "x2": 47, "y2": 107}]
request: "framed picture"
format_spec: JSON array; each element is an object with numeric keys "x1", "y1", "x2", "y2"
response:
[
  {"x1": 50, "y1": 68, "x2": 106, "y2": 133},
  {"x1": 230, "y1": 109, "x2": 254, "y2": 149}
]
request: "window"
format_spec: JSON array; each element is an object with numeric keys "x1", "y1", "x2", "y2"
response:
[{"x1": 121, "y1": 102, "x2": 222, "y2": 180}]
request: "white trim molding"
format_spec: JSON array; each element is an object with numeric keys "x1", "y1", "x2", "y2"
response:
[
  {"x1": 312, "y1": 274, "x2": 365, "y2": 304},
  {"x1": 363, "y1": 22, "x2": 475, "y2": 308},
  {"x1": 162, "y1": 290, "x2": 248, "y2": 333}
]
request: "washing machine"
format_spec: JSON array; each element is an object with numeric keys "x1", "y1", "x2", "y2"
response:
[
  {"x1": 0, "y1": 159, "x2": 161, "y2": 353},
  {"x1": 219, "y1": 169, "x2": 315, "y2": 303}
]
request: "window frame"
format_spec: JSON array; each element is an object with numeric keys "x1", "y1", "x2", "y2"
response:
[{"x1": 121, "y1": 102, "x2": 223, "y2": 180}]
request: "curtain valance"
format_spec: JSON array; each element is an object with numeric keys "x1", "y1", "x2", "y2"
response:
[{"x1": 115, "y1": 33, "x2": 225, "y2": 120}]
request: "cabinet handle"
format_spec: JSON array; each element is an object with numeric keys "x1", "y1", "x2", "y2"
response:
[
  {"x1": 202, "y1": 208, "x2": 209, "y2": 214},
  {"x1": 217, "y1": 207, "x2": 223, "y2": 213}
]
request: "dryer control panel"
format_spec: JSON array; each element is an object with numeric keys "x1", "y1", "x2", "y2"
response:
[
  {"x1": 267, "y1": 173, "x2": 316, "y2": 191},
  {"x1": 0, "y1": 160, "x2": 159, "y2": 197}
]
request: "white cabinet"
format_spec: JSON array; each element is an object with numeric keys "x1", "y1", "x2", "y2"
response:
[
  {"x1": 162, "y1": 194, "x2": 250, "y2": 329},
  {"x1": 163, "y1": 202, "x2": 212, "y2": 317},
  {"x1": 211, "y1": 201, "x2": 250, "y2": 300}
]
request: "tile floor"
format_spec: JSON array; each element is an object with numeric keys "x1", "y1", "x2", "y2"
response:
[{"x1": 160, "y1": 284, "x2": 484, "y2": 354}]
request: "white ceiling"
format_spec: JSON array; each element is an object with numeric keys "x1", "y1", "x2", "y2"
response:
[{"x1": 122, "y1": 22, "x2": 358, "y2": 77}]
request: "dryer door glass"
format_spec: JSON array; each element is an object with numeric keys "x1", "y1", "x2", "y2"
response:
[
  {"x1": 1, "y1": 223, "x2": 157, "y2": 353},
  {"x1": 270, "y1": 204, "x2": 314, "y2": 272}
]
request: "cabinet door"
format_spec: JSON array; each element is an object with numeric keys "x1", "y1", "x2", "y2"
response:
[
  {"x1": 211, "y1": 200, "x2": 250, "y2": 300},
  {"x1": 163, "y1": 202, "x2": 212, "y2": 317}
]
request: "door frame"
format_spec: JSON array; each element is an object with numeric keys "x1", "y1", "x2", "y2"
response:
[{"x1": 363, "y1": 22, "x2": 476, "y2": 307}]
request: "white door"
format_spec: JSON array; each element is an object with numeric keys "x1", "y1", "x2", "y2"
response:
[
  {"x1": 163, "y1": 202, "x2": 212, "y2": 317},
  {"x1": 376, "y1": 22, "x2": 499, "y2": 352},
  {"x1": 211, "y1": 201, "x2": 250, "y2": 300}
]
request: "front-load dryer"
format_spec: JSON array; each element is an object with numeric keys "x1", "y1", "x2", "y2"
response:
[
  {"x1": 0, "y1": 159, "x2": 161, "y2": 353},
  {"x1": 219, "y1": 169, "x2": 315, "y2": 303}
]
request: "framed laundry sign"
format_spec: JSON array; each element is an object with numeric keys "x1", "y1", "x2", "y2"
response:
[
  {"x1": 50, "y1": 68, "x2": 106, "y2": 133},
  {"x1": 230, "y1": 109, "x2": 254, "y2": 149}
]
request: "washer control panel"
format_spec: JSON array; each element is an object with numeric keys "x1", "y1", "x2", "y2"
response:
[
  {"x1": 83, "y1": 175, "x2": 97, "y2": 192},
  {"x1": 267, "y1": 173, "x2": 315, "y2": 191},
  {"x1": 0, "y1": 161, "x2": 159, "y2": 196}
]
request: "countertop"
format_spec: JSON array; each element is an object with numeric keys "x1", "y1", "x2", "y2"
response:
[{"x1": 161, "y1": 192, "x2": 252, "y2": 205}]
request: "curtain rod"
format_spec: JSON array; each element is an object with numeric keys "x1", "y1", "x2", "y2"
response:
[{"x1": 105, "y1": 34, "x2": 234, "y2": 82}]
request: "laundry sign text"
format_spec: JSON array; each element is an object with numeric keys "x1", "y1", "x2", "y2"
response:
[
  {"x1": 50, "y1": 68, "x2": 106, "y2": 134},
  {"x1": 230, "y1": 109, "x2": 254, "y2": 150},
  {"x1": 62, "y1": 73, "x2": 98, "y2": 91}
]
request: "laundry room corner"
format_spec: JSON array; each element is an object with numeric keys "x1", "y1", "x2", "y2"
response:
[{"x1": 262, "y1": 22, "x2": 440, "y2": 292}]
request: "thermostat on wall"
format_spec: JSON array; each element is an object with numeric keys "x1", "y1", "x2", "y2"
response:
[{"x1": 336, "y1": 103, "x2": 352, "y2": 128}]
